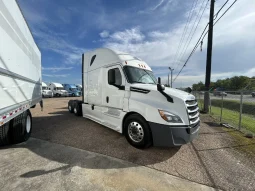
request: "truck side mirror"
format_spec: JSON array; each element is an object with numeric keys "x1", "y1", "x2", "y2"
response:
[
  {"x1": 108, "y1": 69, "x2": 116, "y2": 85},
  {"x1": 157, "y1": 77, "x2": 165, "y2": 91}
]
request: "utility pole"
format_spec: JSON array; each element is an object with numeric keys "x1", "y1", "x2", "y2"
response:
[
  {"x1": 168, "y1": 67, "x2": 174, "y2": 87},
  {"x1": 204, "y1": 0, "x2": 215, "y2": 113}
]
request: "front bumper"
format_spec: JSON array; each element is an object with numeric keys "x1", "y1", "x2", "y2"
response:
[{"x1": 149, "y1": 121, "x2": 200, "y2": 147}]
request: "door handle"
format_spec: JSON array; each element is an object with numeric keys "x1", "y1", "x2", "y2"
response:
[{"x1": 106, "y1": 96, "x2": 109, "y2": 103}]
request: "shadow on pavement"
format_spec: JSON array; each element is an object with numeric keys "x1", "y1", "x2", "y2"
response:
[{"x1": 1, "y1": 109, "x2": 181, "y2": 178}]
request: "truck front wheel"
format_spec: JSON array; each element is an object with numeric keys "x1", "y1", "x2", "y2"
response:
[{"x1": 124, "y1": 114, "x2": 152, "y2": 149}]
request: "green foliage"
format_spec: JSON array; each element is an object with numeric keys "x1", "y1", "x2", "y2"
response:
[
  {"x1": 192, "y1": 81, "x2": 204, "y2": 91},
  {"x1": 192, "y1": 76, "x2": 254, "y2": 91}
]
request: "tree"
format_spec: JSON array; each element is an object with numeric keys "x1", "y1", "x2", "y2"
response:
[
  {"x1": 192, "y1": 76, "x2": 253, "y2": 91},
  {"x1": 192, "y1": 81, "x2": 204, "y2": 91}
]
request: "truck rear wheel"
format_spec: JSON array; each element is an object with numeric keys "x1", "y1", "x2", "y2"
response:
[
  {"x1": 11, "y1": 110, "x2": 32, "y2": 144},
  {"x1": 0, "y1": 121, "x2": 11, "y2": 146},
  {"x1": 68, "y1": 100, "x2": 74, "y2": 113},
  {"x1": 124, "y1": 114, "x2": 152, "y2": 149},
  {"x1": 74, "y1": 101, "x2": 82, "y2": 116}
]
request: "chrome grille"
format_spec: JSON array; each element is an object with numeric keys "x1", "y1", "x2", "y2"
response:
[{"x1": 185, "y1": 99, "x2": 200, "y2": 125}]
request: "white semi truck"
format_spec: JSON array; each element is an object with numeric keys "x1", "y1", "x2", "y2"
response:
[
  {"x1": 68, "y1": 48, "x2": 200, "y2": 148},
  {"x1": 0, "y1": 0, "x2": 42, "y2": 145},
  {"x1": 42, "y1": 82, "x2": 53, "y2": 98},
  {"x1": 48, "y1": 82, "x2": 68, "y2": 97}
]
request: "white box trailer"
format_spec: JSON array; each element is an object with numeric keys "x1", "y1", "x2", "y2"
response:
[
  {"x1": 68, "y1": 48, "x2": 200, "y2": 148},
  {"x1": 0, "y1": 0, "x2": 42, "y2": 146}
]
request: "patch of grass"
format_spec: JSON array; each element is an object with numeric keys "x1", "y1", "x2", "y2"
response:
[
  {"x1": 211, "y1": 99, "x2": 255, "y2": 116},
  {"x1": 196, "y1": 99, "x2": 255, "y2": 116},
  {"x1": 210, "y1": 106, "x2": 255, "y2": 134}
]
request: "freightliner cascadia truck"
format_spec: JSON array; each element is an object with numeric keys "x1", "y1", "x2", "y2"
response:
[{"x1": 68, "y1": 48, "x2": 200, "y2": 148}]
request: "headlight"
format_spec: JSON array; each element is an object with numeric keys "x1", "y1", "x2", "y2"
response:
[{"x1": 158, "y1": 110, "x2": 183, "y2": 123}]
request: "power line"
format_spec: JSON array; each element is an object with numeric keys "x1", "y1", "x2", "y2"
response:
[
  {"x1": 171, "y1": 0, "x2": 199, "y2": 70},
  {"x1": 174, "y1": 0, "x2": 200, "y2": 70},
  {"x1": 173, "y1": 0, "x2": 238, "y2": 82},
  {"x1": 201, "y1": 0, "x2": 238, "y2": 46},
  {"x1": 214, "y1": 0, "x2": 229, "y2": 19},
  {"x1": 175, "y1": 0, "x2": 209, "y2": 72},
  {"x1": 173, "y1": 24, "x2": 208, "y2": 82}
]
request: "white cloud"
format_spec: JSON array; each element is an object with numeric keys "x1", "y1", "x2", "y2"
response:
[
  {"x1": 138, "y1": 0, "x2": 176, "y2": 14},
  {"x1": 151, "y1": 0, "x2": 165, "y2": 11},
  {"x1": 78, "y1": 30, "x2": 87, "y2": 39},
  {"x1": 109, "y1": 27, "x2": 145, "y2": 43},
  {"x1": 33, "y1": 27, "x2": 86, "y2": 65},
  {"x1": 42, "y1": 74, "x2": 70, "y2": 78},
  {"x1": 42, "y1": 67, "x2": 73, "y2": 72},
  {"x1": 99, "y1": 30, "x2": 109, "y2": 38},
  {"x1": 56, "y1": 7, "x2": 72, "y2": 24},
  {"x1": 103, "y1": 0, "x2": 255, "y2": 88},
  {"x1": 171, "y1": 67, "x2": 255, "y2": 88}
]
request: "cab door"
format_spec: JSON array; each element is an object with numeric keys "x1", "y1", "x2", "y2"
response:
[{"x1": 101, "y1": 65, "x2": 126, "y2": 132}]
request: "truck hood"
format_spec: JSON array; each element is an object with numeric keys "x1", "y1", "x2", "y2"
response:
[{"x1": 130, "y1": 84, "x2": 195, "y2": 100}]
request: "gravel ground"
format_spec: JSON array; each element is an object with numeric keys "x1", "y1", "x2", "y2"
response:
[{"x1": 30, "y1": 97, "x2": 255, "y2": 191}]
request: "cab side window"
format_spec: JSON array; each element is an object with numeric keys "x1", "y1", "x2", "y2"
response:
[{"x1": 108, "y1": 68, "x2": 122, "y2": 86}]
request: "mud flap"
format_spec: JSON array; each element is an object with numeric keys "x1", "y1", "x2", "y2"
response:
[{"x1": 40, "y1": 100, "x2": 43, "y2": 111}]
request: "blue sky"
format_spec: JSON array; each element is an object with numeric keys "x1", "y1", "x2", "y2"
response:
[{"x1": 17, "y1": 0, "x2": 255, "y2": 87}]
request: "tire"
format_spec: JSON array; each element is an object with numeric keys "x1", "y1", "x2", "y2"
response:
[
  {"x1": 124, "y1": 114, "x2": 152, "y2": 149},
  {"x1": 11, "y1": 110, "x2": 32, "y2": 144},
  {"x1": 0, "y1": 121, "x2": 11, "y2": 146},
  {"x1": 31, "y1": 105, "x2": 36, "y2": 108},
  {"x1": 73, "y1": 101, "x2": 82, "y2": 116},
  {"x1": 68, "y1": 100, "x2": 74, "y2": 113}
]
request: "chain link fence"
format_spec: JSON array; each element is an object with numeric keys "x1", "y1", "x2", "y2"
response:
[{"x1": 193, "y1": 91, "x2": 255, "y2": 135}]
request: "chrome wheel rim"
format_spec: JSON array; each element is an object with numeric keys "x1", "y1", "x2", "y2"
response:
[
  {"x1": 128, "y1": 121, "x2": 144, "y2": 143},
  {"x1": 69, "y1": 106, "x2": 71, "y2": 111},
  {"x1": 74, "y1": 108, "x2": 77, "y2": 113},
  {"x1": 26, "y1": 115, "x2": 31, "y2": 133}
]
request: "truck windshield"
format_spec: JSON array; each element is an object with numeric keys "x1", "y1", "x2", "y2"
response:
[
  {"x1": 70, "y1": 88, "x2": 77, "y2": 91},
  {"x1": 42, "y1": 87, "x2": 47, "y2": 90},
  {"x1": 57, "y1": 87, "x2": 64, "y2": 90},
  {"x1": 124, "y1": 66, "x2": 157, "y2": 84}
]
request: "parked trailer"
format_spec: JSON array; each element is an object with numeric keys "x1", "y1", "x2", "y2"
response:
[
  {"x1": 69, "y1": 48, "x2": 200, "y2": 148},
  {"x1": 0, "y1": 0, "x2": 42, "y2": 146},
  {"x1": 48, "y1": 82, "x2": 68, "y2": 97},
  {"x1": 42, "y1": 82, "x2": 53, "y2": 98}
]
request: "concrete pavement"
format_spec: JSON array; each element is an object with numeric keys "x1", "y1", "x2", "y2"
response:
[
  {"x1": 0, "y1": 138, "x2": 216, "y2": 191},
  {"x1": 29, "y1": 97, "x2": 255, "y2": 190}
]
